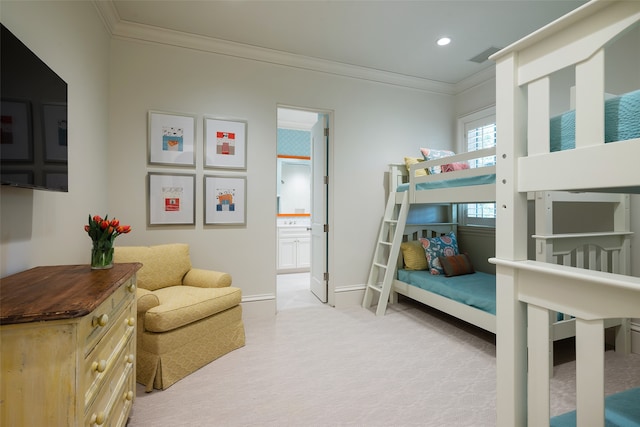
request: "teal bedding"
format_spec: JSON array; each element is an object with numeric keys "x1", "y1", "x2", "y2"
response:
[
  {"x1": 397, "y1": 269, "x2": 496, "y2": 315},
  {"x1": 550, "y1": 89, "x2": 640, "y2": 152},
  {"x1": 396, "y1": 174, "x2": 496, "y2": 192},
  {"x1": 550, "y1": 387, "x2": 640, "y2": 427}
]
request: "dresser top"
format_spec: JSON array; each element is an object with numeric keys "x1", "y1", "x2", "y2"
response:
[{"x1": 0, "y1": 263, "x2": 142, "y2": 325}]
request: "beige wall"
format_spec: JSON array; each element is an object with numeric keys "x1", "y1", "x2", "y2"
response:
[
  {"x1": 1, "y1": 1, "x2": 111, "y2": 277},
  {"x1": 107, "y1": 36, "x2": 455, "y2": 314}
]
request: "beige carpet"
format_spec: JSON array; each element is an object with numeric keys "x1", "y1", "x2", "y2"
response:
[{"x1": 128, "y1": 294, "x2": 640, "y2": 427}]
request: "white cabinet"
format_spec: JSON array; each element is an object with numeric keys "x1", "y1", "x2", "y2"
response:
[{"x1": 278, "y1": 226, "x2": 311, "y2": 272}]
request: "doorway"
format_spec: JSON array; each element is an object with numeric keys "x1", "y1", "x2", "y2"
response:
[{"x1": 276, "y1": 106, "x2": 330, "y2": 307}]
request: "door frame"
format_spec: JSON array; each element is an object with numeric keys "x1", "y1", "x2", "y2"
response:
[{"x1": 276, "y1": 104, "x2": 334, "y2": 306}]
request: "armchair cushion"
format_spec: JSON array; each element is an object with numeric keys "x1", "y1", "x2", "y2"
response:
[
  {"x1": 136, "y1": 288, "x2": 160, "y2": 313},
  {"x1": 115, "y1": 244, "x2": 192, "y2": 291},
  {"x1": 144, "y1": 286, "x2": 242, "y2": 333},
  {"x1": 183, "y1": 268, "x2": 232, "y2": 288}
]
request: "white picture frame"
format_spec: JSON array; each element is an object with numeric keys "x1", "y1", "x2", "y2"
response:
[
  {"x1": 148, "y1": 172, "x2": 195, "y2": 225},
  {"x1": 148, "y1": 111, "x2": 196, "y2": 166},
  {"x1": 204, "y1": 117, "x2": 247, "y2": 169},
  {"x1": 204, "y1": 175, "x2": 247, "y2": 225}
]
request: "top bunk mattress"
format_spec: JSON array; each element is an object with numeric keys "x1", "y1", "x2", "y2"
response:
[
  {"x1": 397, "y1": 269, "x2": 496, "y2": 315},
  {"x1": 396, "y1": 174, "x2": 496, "y2": 192},
  {"x1": 550, "y1": 89, "x2": 640, "y2": 152}
]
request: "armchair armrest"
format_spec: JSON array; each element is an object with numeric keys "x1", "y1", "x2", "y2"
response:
[
  {"x1": 136, "y1": 288, "x2": 160, "y2": 313},
  {"x1": 183, "y1": 268, "x2": 232, "y2": 288}
]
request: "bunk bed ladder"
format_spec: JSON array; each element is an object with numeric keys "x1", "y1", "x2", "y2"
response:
[{"x1": 363, "y1": 191, "x2": 409, "y2": 316}]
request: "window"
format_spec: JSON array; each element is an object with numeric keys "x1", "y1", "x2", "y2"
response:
[{"x1": 458, "y1": 107, "x2": 496, "y2": 226}]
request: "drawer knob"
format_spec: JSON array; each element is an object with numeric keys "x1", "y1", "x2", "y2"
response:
[
  {"x1": 92, "y1": 359, "x2": 107, "y2": 373},
  {"x1": 125, "y1": 353, "x2": 134, "y2": 364},
  {"x1": 125, "y1": 317, "x2": 135, "y2": 327},
  {"x1": 127, "y1": 283, "x2": 136, "y2": 293},
  {"x1": 124, "y1": 390, "x2": 134, "y2": 401},
  {"x1": 90, "y1": 411, "x2": 106, "y2": 425},
  {"x1": 92, "y1": 313, "x2": 109, "y2": 327}
]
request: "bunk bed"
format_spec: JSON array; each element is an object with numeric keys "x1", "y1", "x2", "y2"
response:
[
  {"x1": 379, "y1": 157, "x2": 631, "y2": 342},
  {"x1": 489, "y1": 0, "x2": 640, "y2": 425}
]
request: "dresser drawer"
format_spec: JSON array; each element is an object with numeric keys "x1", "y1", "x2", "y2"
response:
[
  {"x1": 85, "y1": 337, "x2": 135, "y2": 427},
  {"x1": 81, "y1": 276, "x2": 136, "y2": 356},
  {"x1": 83, "y1": 299, "x2": 135, "y2": 409}
]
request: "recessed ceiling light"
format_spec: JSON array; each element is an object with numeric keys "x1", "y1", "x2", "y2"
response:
[{"x1": 437, "y1": 37, "x2": 451, "y2": 46}]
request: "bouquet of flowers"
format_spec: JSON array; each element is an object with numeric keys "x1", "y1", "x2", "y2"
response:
[{"x1": 85, "y1": 214, "x2": 131, "y2": 269}]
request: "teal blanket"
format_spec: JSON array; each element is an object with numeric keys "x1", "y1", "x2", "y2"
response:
[
  {"x1": 397, "y1": 269, "x2": 496, "y2": 315},
  {"x1": 396, "y1": 174, "x2": 496, "y2": 192},
  {"x1": 550, "y1": 387, "x2": 640, "y2": 427},
  {"x1": 550, "y1": 89, "x2": 640, "y2": 152}
]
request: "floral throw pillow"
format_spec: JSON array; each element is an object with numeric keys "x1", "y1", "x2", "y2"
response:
[
  {"x1": 419, "y1": 148, "x2": 455, "y2": 174},
  {"x1": 441, "y1": 162, "x2": 469, "y2": 173},
  {"x1": 419, "y1": 232, "x2": 460, "y2": 275}
]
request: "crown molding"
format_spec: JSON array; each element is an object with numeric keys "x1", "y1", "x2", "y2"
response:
[
  {"x1": 454, "y1": 66, "x2": 496, "y2": 94},
  {"x1": 94, "y1": 1, "x2": 493, "y2": 96}
]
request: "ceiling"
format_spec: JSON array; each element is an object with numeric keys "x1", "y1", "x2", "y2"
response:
[{"x1": 108, "y1": 0, "x2": 588, "y2": 87}]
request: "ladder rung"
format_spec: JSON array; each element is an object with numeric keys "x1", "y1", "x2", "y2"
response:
[
  {"x1": 384, "y1": 219, "x2": 398, "y2": 224},
  {"x1": 379, "y1": 241, "x2": 392, "y2": 246},
  {"x1": 373, "y1": 262, "x2": 388, "y2": 269},
  {"x1": 367, "y1": 283, "x2": 383, "y2": 291}
]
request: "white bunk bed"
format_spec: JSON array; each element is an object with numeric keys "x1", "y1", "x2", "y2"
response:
[
  {"x1": 380, "y1": 158, "x2": 631, "y2": 341},
  {"x1": 490, "y1": 0, "x2": 640, "y2": 425}
]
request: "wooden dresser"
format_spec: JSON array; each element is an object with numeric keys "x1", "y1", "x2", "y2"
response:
[{"x1": 0, "y1": 263, "x2": 141, "y2": 426}]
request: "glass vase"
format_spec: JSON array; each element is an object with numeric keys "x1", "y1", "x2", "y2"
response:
[{"x1": 91, "y1": 241, "x2": 114, "y2": 269}]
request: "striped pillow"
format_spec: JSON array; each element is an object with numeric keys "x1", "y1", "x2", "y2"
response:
[{"x1": 438, "y1": 253, "x2": 475, "y2": 277}]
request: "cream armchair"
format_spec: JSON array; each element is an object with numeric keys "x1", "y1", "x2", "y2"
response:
[{"x1": 114, "y1": 243, "x2": 245, "y2": 391}]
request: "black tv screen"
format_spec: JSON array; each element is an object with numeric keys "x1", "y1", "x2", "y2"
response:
[{"x1": 1, "y1": 23, "x2": 68, "y2": 192}]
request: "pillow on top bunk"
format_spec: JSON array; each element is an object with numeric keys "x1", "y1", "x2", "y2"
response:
[
  {"x1": 438, "y1": 253, "x2": 475, "y2": 277},
  {"x1": 441, "y1": 162, "x2": 469, "y2": 173},
  {"x1": 400, "y1": 240, "x2": 428, "y2": 270},
  {"x1": 419, "y1": 231, "x2": 459, "y2": 275},
  {"x1": 404, "y1": 157, "x2": 429, "y2": 177},
  {"x1": 420, "y1": 148, "x2": 455, "y2": 174}
]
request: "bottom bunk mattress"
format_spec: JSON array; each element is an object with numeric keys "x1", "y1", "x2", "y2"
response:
[
  {"x1": 397, "y1": 269, "x2": 496, "y2": 315},
  {"x1": 550, "y1": 387, "x2": 640, "y2": 427}
]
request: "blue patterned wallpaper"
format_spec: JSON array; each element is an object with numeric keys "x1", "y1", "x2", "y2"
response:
[{"x1": 277, "y1": 128, "x2": 311, "y2": 157}]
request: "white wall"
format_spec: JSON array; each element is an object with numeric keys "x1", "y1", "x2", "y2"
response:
[
  {"x1": 108, "y1": 37, "x2": 455, "y2": 315},
  {"x1": 0, "y1": 1, "x2": 111, "y2": 277}
]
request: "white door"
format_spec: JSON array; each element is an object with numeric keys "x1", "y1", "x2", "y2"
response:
[{"x1": 310, "y1": 114, "x2": 328, "y2": 302}]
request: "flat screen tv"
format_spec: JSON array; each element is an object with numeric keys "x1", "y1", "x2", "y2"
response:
[{"x1": 1, "y1": 23, "x2": 68, "y2": 192}]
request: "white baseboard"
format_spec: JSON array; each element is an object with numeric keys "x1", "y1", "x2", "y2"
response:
[
  {"x1": 241, "y1": 294, "x2": 276, "y2": 319},
  {"x1": 632, "y1": 324, "x2": 640, "y2": 354},
  {"x1": 333, "y1": 285, "x2": 365, "y2": 309}
]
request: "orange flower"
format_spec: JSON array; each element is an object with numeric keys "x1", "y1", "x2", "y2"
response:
[{"x1": 85, "y1": 214, "x2": 132, "y2": 247}]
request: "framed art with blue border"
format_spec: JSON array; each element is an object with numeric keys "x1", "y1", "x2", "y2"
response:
[
  {"x1": 148, "y1": 110, "x2": 196, "y2": 166},
  {"x1": 204, "y1": 175, "x2": 246, "y2": 225}
]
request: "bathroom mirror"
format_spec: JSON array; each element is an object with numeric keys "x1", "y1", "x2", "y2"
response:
[{"x1": 277, "y1": 157, "x2": 311, "y2": 215}]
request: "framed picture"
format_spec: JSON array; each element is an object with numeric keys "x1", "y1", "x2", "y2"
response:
[
  {"x1": 43, "y1": 103, "x2": 68, "y2": 162},
  {"x1": 0, "y1": 100, "x2": 32, "y2": 161},
  {"x1": 148, "y1": 111, "x2": 196, "y2": 166},
  {"x1": 204, "y1": 117, "x2": 247, "y2": 169},
  {"x1": 148, "y1": 173, "x2": 195, "y2": 225},
  {"x1": 204, "y1": 175, "x2": 246, "y2": 225}
]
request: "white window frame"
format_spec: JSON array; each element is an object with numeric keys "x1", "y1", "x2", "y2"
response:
[{"x1": 457, "y1": 106, "x2": 496, "y2": 227}]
